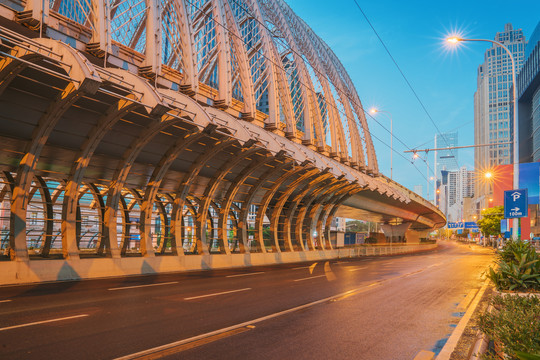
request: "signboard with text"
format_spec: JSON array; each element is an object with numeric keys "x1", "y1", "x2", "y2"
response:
[
  {"x1": 448, "y1": 222, "x2": 478, "y2": 229},
  {"x1": 504, "y1": 189, "x2": 528, "y2": 218}
]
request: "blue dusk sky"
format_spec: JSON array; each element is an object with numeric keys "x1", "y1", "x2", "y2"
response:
[{"x1": 286, "y1": 0, "x2": 540, "y2": 199}]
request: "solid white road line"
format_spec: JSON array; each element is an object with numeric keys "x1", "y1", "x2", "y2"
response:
[
  {"x1": 226, "y1": 272, "x2": 265, "y2": 278},
  {"x1": 292, "y1": 266, "x2": 311, "y2": 270},
  {"x1": 0, "y1": 314, "x2": 89, "y2": 332},
  {"x1": 293, "y1": 275, "x2": 326, "y2": 282},
  {"x1": 436, "y1": 279, "x2": 490, "y2": 360},
  {"x1": 184, "y1": 288, "x2": 251, "y2": 301},
  {"x1": 108, "y1": 281, "x2": 178, "y2": 291},
  {"x1": 0, "y1": 300, "x2": 12, "y2": 303}
]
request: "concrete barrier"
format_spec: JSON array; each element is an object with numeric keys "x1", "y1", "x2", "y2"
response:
[{"x1": 0, "y1": 244, "x2": 437, "y2": 286}]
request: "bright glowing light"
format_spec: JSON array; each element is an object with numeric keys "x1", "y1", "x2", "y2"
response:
[
  {"x1": 485, "y1": 172, "x2": 493, "y2": 179},
  {"x1": 489, "y1": 198, "x2": 493, "y2": 202},
  {"x1": 413, "y1": 153, "x2": 419, "y2": 159},
  {"x1": 369, "y1": 108, "x2": 378, "y2": 114},
  {"x1": 436, "y1": 189, "x2": 440, "y2": 194},
  {"x1": 473, "y1": 216, "x2": 477, "y2": 219},
  {"x1": 447, "y1": 37, "x2": 460, "y2": 43}
]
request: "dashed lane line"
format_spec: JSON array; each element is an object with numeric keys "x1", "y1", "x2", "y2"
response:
[
  {"x1": 108, "y1": 282, "x2": 178, "y2": 291},
  {"x1": 347, "y1": 267, "x2": 368, "y2": 272},
  {"x1": 226, "y1": 272, "x2": 265, "y2": 278},
  {"x1": 184, "y1": 288, "x2": 251, "y2": 300},
  {"x1": 0, "y1": 314, "x2": 89, "y2": 332},
  {"x1": 293, "y1": 275, "x2": 326, "y2": 282},
  {"x1": 114, "y1": 262, "x2": 448, "y2": 360}
]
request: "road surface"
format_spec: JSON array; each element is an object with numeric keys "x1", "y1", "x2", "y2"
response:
[{"x1": 0, "y1": 241, "x2": 494, "y2": 359}]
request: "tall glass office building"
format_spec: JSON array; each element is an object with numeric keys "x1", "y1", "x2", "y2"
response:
[
  {"x1": 474, "y1": 24, "x2": 527, "y2": 209},
  {"x1": 474, "y1": 23, "x2": 527, "y2": 168},
  {"x1": 517, "y1": 21, "x2": 540, "y2": 162},
  {"x1": 435, "y1": 131, "x2": 458, "y2": 180}
]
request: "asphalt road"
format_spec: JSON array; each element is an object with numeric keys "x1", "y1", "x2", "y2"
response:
[{"x1": 0, "y1": 241, "x2": 494, "y2": 360}]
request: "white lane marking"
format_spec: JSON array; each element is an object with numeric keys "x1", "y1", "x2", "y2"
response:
[
  {"x1": 114, "y1": 284, "x2": 383, "y2": 360},
  {"x1": 293, "y1": 275, "x2": 326, "y2": 282},
  {"x1": 108, "y1": 281, "x2": 178, "y2": 291},
  {"x1": 292, "y1": 266, "x2": 311, "y2": 270},
  {"x1": 184, "y1": 288, "x2": 251, "y2": 301},
  {"x1": 0, "y1": 314, "x2": 89, "y2": 332},
  {"x1": 437, "y1": 279, "x2": 490, "y2": 360},
  {"x1": 348, "y1": 267, "x2": 368, "y2": 272},
  {"x1": 226, "y1": 272, "x2": 264, "y2": 278},
  {"x1": 0, "y1": 300, "x2": 12, "y2": 303}
]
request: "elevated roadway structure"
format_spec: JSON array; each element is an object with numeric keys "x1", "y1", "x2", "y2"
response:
[{"x1": 0, "y1": 0, "x2": 445, "y2": 283}]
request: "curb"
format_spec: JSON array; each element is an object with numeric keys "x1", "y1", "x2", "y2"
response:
[{"x1": 435, "y1": 278, "x2": 491, "y2": 360}]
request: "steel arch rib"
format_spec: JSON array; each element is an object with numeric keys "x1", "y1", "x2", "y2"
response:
[
  {"x1": 170, "y1": 138, "x2": 236, "y2": 255},
  {"x1": 139, "y1": 130, "x2": 203, "y2": 257},
  {"x1": 222, "y1": 0, "x2": 256, "y2": 116},
  {"x1": 269, "y1": 171, "x2": 331, "y2": 251},
  {"x1": 277, "y1": 3, "x2": 345, "y2": 156},
  {"x1": 103, "y1": 115, "x2": 183, "y2": 259},
  {"x1": 248, "y1": 0, "x2": 296, "y2": 134},
  {"x1": 284, "y1": 175, "x2": 338, "y2": 251},
  {"x1": 306, "y1": 182, "x2": 356, "y2": 249},
  {"x1": 62, "y1": 97, "x2": 139, "y2": 260},
  {"x1": 239, "y1": 159, "x2": 292, "y2": 252},
  {"x1": 269, "y1": 0, "x2": 324, "y2": 147},
  {"x1": 195, "y1": 146, "x2": 259, "y2": 255},
  {"x1": 217, "y1": 155, "x2": 275, "y2": 254},
  {"x1": 256, "y1": 165, "x2": 317, "y2": 252}
]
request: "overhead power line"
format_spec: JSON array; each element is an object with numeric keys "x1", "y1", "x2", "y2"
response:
[{"x1": 352, "y1": 0, "x2": 460, "y2": 173}]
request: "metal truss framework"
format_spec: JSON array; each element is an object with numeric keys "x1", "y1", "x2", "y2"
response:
[{"x1": 0, "y1": 0, "x2": 441, "y2": 262}]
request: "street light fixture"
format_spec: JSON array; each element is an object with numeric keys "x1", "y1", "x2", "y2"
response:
[
  {"x1": 447, "y1": 36, "x2": 519, "y2": 240},
  {"x1": 370, "y1": 108, "x2": 393, "y2": 180}
]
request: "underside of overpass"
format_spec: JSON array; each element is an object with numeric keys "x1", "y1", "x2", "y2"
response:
[{"x1": 0, "y1": 0, "x2": 445, "y2": 276}]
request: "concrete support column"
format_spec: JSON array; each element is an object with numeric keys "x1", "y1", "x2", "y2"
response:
[{"x1": 380, "y1": 223, "x2": 412, "y2": 244}]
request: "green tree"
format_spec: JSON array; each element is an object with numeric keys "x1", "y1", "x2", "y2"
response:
[{"x1": 477, "y1": 206, "x2": 503, "y2": 237}]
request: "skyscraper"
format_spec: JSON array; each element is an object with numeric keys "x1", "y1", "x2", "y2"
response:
[
  {"x1": 474, "y1": 23, "x2": 527, "y2": 206},
  {"x1": 435, "y1": 131, "x2": 458, "y2": 180},
  {"x1": 517, "y1": 21, "x2": 540, "y2": 162},
  {"x1": 446, "y1": 167, "x2": 475, "y2": 222}
]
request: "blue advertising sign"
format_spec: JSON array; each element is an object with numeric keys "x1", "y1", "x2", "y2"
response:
[
  {"x1": 519, "y1": 163, "x2": 539, "y2": 205},
  {"x1": 504, "y1": 189, "x2": 528, "y2": 218},
  {"x1": 500, "y1": 219, "x2": 508, "y2": 233},
  {"x1": 447, "y1": 222, "x2": 463, "y2": 229},
  {"x1": 464, "y1": 222, "x2": 478, "y2": 229}
]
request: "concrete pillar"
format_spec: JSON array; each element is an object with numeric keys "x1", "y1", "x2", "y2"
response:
[{"x1": 380, "y1": 222, "x2": 411, "y2": 244}]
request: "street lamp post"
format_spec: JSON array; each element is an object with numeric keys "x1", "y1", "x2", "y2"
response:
[
  {"x1": 447, "y1": 36, "x2": 519, "y2": 240},
  {"x1": 370, "y1": 108, "x2": 393, "y2": 180}
]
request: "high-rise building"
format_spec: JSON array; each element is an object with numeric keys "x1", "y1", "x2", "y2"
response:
[
  {"x1": 517, "y1": 21, "x2": 540, "y2": 162},
  {"x1": 440, "y1": 167, "x2": 475, "y2": 222},
  {"x1": 435, "y1": 131, "x2": 458, "y2": 180},
  {"x1": 474, "y1": 23, "x2": 527, "y2": 208}
]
